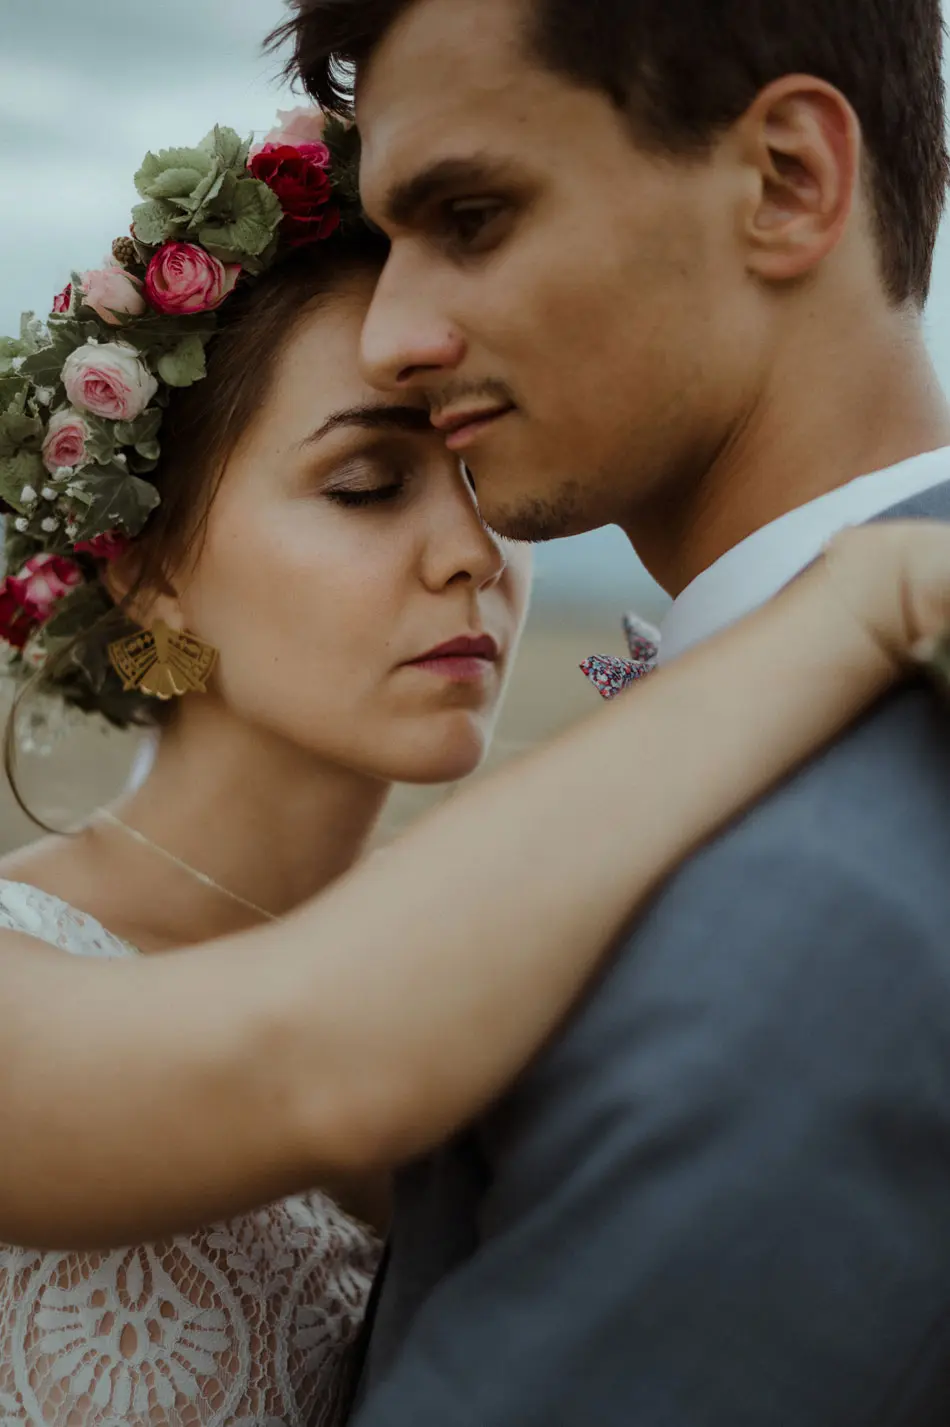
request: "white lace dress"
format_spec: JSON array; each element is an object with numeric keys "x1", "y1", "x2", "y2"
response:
[{"x1": 0, "y1": 881, "x2": 381, "y2": 1427}]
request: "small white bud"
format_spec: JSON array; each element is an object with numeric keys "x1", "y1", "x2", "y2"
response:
[
  {"x1": 34, "y1": 387, "x2": 54, "y2": 406},
  {"x1": 20, "y1": 485, "x2": 36, "y2": 504},
  {"x1": 40, "y1": 517, "x2": 60, "y2": 533},
  {"x1": 41, "y1": 487, "x2": 57, "y2": 501},
  {"x1": 14, "y1": 517, "x2": 28, "y2": 533}
]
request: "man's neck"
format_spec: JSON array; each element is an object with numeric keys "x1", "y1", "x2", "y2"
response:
[{"x1": 628, "y1": 312, "x2": 950, "y2": 597}]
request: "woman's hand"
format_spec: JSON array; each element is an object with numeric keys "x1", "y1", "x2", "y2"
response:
[{"x1": 822, "y1": 521, "x2": 950, "y2": 669}]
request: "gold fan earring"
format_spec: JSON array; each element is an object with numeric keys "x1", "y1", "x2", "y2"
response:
[{"x1": 108, "y1": 620, "x2": 218, "y2": 701}]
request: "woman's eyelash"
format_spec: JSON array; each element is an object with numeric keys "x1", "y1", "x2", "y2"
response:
[{"x1": 325, "y1": 484, "x2": 404, "y2": 508}]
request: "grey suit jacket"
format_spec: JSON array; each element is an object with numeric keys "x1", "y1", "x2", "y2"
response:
[{"x1": 351, "y1": 481, "x2": 950, "y2": 1427}]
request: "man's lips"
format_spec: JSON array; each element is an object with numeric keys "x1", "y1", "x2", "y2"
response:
[{"x1": 430, "y1": 404, "x2": 516, "y2": 452}]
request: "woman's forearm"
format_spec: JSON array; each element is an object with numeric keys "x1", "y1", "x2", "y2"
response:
[
  {"x1": 271, "y1": 551, "x2": 897, "y2": 1166},
  {"x1": 0, "y1": 550, "x2": 904, "y2": 1247}
]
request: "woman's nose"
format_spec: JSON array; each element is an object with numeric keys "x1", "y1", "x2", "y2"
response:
[{"x1": 420, "y1": 474, "x2": 508, "y2": 593}]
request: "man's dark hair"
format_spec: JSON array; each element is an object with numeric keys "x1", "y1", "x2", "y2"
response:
[{"x1": 268, "y1": 0, "x2": 949, "y2": 307}]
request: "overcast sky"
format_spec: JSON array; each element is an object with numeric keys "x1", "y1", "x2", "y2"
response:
[{"x1": 2, "y1": 0, "x2": 948, "y2": 612}]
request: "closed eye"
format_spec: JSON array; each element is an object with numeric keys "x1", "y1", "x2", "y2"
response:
[{"x1": 325, "y1": 484, "x2": 405, "y2": 508}]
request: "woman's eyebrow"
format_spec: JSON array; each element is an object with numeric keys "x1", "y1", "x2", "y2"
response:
[{"x1": 297, "y1": 404, "x2": 434, "y2": 448}]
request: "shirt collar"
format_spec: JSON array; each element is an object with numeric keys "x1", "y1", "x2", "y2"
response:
[{"x1": 658, "y1": 445, "x2": 950, "y2": 664}]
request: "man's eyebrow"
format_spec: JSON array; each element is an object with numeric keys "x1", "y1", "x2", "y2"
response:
[
  {"x1": 381, "y1": 156, "x2": 514, "y2": 229},
  {"x1": 297, "y1": 404, "x2": 434, "y2": 448}
]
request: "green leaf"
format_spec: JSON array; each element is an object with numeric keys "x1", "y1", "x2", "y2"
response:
[
  {"x1": 70, "y1": 464, "x2": 161, "y2": 542},
  {"x1": 19, "y1": 316, "x2": 98, "y2": 387},
  {"x1": 198, "y1": 175, "x2": 283, "y2": 260},
  {"x1": 240, "y1": 233, "x2": 281, "y2": 277},
  {"x1": 114, "y1": 408, "x2": 162, "y2": 449},
  {"x1": 128, "y1": 448, "x2": 159, "y2": 475},
  {"x1": 135, "y1": 146, "x2": 213, "y2": 199},
  {"x1": 18, "y1": 312, "x2": 47, "y2": 355},
  {"x1": 147, "y1": 167, "x2": 213, "y2": 203},
  {"x1": 157, "y1": 335, "x2": 207, "y2": 388},
  {"x1": 181, "y1": 167, "x2": 228, "y2": 222},
  {"x1": 207, "y1": 126, "x2": 250, "y2": 170},
  {"x1": 19, "y1": 347, "x2": 62, "y2": 388},
  {"x1": 0, "y1": 451, "x2": 45, "y2": 512},
  {"x1": 324, "y1": 117, "x2": 363, "y2": 206},
  {"x1": 132, "y1": 199, "x2": 179, "y2": 247},
  {"x1": 42, "y1": 580, "x2": 112, "y2": 644},
  {"x1": 0, "y1": 376, "x2": 27, "y2": 412},
  {"x1": 200, "y1": 170, "x2": 239, "y2": 220},
  {"x1": 2, "y1": 528, "x2": 42, "y2": 578},
  {"x1": 0, "y1": 340, "x2": 22, "y2": 374},
  {"x1": 0, "y1": 409, "x2": 44, "y2": 454},
  {"x1": 80, "y1": 416, "x2": 118, "y2": 466}
]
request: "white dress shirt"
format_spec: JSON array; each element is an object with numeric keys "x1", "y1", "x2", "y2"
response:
[{"x1": 658, "y1": 445, "x2": 950, "y2": 663}]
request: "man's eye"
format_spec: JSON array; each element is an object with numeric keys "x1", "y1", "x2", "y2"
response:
[{"x1": 444, "y1": 199, "x2": 507, "y2": 249}]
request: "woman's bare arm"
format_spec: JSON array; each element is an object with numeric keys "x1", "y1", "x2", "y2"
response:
[{"x1": 1, "y1": 521, "x2": 947, "y2": 1248}]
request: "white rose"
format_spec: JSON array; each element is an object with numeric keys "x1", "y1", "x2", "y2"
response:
[{"x1": 62, "y1": 342, "x2": 158, "y2": 422}]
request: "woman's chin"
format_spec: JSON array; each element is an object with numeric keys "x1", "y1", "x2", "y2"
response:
[{"x1": 382, "y1": 715, "x2": 495, "y2": 787}]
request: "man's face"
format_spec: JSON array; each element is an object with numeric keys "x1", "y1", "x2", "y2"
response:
[{"x1": 356, "y1": 0, "x2": 768, "y2": 545}]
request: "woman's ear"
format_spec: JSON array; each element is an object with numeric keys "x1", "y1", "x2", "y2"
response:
[
  {"x1": 735, "y1": 75, "x2": 861, "y2": 285},
  {"x1": 101, "y1": 548, "x2": 183, "y2": 631}
]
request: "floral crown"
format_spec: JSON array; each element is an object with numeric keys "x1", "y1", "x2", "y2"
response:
[{"x1": 0, "y1": 107, "x2": 362, "y2": 729}]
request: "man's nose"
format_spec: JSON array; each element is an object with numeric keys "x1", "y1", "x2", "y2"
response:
[{"x1": 359, "y1": 260, "x2": 466, "y2": 392}]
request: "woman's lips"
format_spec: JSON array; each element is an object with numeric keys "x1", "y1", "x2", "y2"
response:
[
  {"x1": 404, "y1": 634, "x2": 500, "y2": 683},
  {"x1": 410, "y1": 654, "x2": 494, "y2": 682}
]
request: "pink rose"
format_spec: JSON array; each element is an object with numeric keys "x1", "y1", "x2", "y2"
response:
[
  {"x1": 52, "y1": 283, "x2": 72, "y2": 316},
  {"x1": 62, "y1": 341, "x2": 158, "y2": 422},
  {"x1": 73, "y1": 530, "x2": 131, "y2": 562},
  {"x1": 41, "y1": 408, "x2": 90, "y2": 474},
  {"x1": 81, "y1": 265, "x2": 147, "y2": 326},
  {"x1": 251, "y1": 106, "x2": 330, "y2": 160},
  {"x1": 144, "y1": 243, "x2": 241, "y2": 316},
  {"x1": 7, "y1": 553, "x2": 83, "y2": 628}
]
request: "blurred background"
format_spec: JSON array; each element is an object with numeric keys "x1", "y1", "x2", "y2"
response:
[{"x1": 0, "y1": 0, "x2": 948, "y2": 845}]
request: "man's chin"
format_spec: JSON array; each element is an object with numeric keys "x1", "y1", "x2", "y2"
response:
[{"x1": 478, "y1": 477, "x2": 592, "y2": 544}]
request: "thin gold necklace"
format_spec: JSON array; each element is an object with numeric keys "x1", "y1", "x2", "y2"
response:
[{"x1": 98, "y1": 809, "x2": 279, "y2": 923}]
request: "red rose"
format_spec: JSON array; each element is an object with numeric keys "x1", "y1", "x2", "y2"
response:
[
  {"x1": 249, "y1": 144, "x2": 340, "y2": 248},
  {"x1": 52, "y1": 283, "x2": 72, "y2": 316},
  {"x1": 0, "y1": 584, "x2": 38, "y2": 650},
  {"x1": 74, "y1": 530, "x2": 131, "y2": 562},
  {"x1": 8, "y1": 554, "x2": 83, "y2": 626}
]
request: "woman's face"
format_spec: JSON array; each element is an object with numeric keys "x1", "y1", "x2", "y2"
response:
[{"x1": 174, "y1": 267, "x2": 532, "y2": 785}]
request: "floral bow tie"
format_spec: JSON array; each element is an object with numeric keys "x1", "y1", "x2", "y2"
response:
[{"x1": 580, "y1": 614, "x2": 661, "y2": 699}]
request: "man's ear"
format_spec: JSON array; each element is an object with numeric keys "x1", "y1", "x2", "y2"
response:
[{"x1": 735, "y1": 75, "x2": 861, "y2": 284}]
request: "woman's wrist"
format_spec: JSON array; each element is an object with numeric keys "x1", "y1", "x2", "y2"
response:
[{"x1": 820, "y1": 522, "x2": 950, "y2": 669}]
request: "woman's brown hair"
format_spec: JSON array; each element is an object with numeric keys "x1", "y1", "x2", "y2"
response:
[{"x1": 5, "y1": 230, "x2": 388, "y2": 820}]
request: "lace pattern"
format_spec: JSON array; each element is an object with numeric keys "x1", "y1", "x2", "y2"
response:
[{"x1": 0, "y1": 880, "x2": 380, "y2": 1426}]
